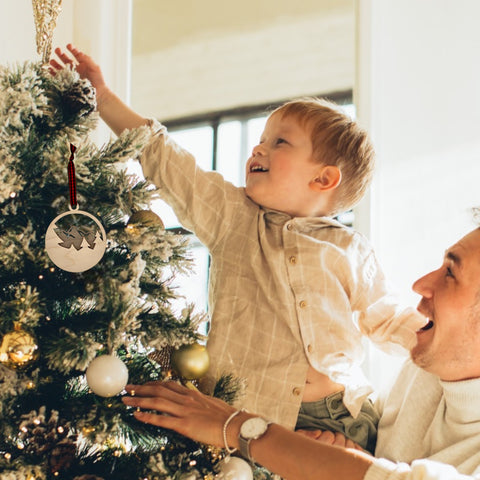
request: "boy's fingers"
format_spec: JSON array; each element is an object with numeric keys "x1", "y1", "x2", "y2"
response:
[
  {"x1": 49, "y1": 59, "x2": 62, "y2": 70},
  {"x1": 51, "y1": 47, "x2": 75, "y2": 66},
  {"x1": 66, "y1": 44, "x2": 82, "y2": 61}
]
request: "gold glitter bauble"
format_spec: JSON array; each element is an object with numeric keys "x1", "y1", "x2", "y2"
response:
[
  {"x1": 0, "y1": 325, "x2": 39, "y2": 370},
  {"x1": 126, "y1": 210, "x2": 164, "y2": 233},
  {"x1": 171, "y1": 343, "x2": 210, "y2": 380}
]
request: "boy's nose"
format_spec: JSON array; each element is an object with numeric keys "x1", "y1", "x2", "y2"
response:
[{"x1": 252, "y1": 144, "x2": 265, "y2": 157}]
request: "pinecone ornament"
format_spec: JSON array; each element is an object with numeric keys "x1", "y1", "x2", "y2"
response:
[
  {"x1": 48, "y1": 437, "x2": 78, "y2": 475},
  {"x1": 18, "y1": 407, "x2": 77, "y2": 474},
  {"x1": 61, "y1": 77, "x2": 97, "y2": 120}
]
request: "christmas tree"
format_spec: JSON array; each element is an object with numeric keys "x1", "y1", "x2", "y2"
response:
[{"x1": 0, "y1": 44, "x2": 251, "y2": 480}]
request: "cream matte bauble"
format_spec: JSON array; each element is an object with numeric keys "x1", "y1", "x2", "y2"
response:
[
  {"x1": 217, "y1": 457, "x2": 253, "y2": 480},
  {"x1": 86, "y1": 355, "x2": 128, "y2": 397}
]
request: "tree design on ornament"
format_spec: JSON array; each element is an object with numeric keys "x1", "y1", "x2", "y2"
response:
[{"x1": 45, "y1": 209, "x2": 107, "y2": 272}]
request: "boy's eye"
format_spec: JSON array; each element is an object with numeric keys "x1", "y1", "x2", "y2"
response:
[{"x1": 276, "y1": 138, "x2": 287, "y2": 145}]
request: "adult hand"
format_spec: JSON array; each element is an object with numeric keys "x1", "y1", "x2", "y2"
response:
[
  {"x1": 122, "y1": 380, "x2": 238, "y2": 448},
  {"x1": 123, "y1": 382, "x2": 374, "y2": 480},
  {"x1": 296, "y1": 429, "x2": 365, "y2": 451}
]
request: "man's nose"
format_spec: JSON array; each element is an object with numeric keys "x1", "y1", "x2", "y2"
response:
[{"x1": 412, "y1": 270, "x2": 437, "y2": 298}]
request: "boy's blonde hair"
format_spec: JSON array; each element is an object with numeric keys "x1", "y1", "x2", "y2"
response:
[{"x1": 271, "y1": 97, "x2": 375, "y2": 216}]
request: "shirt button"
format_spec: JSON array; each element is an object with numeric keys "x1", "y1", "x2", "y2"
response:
[
  {"x1": 299, "y1": 300, "x2": 307, "y2": 308},
  {"x1": 292, "y1": 387, "x2": 302, "y2": 396},
  {"x1": 289, "y1": 256, "x2": 297, "y2": 265},
  {"x1": 307, "y1": 344, "x2": 313, "y2": 353},
  {"x1": 286, "y1": 223, "x2": 293, "y2": 231}
]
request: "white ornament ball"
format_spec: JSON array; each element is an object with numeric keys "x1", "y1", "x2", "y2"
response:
[
  {"x1": 86, "y1": 355, "x2": 128, "y2": 397},
  {"x1": 217, "y1": 457, "x2": 253, "y2": 480}
]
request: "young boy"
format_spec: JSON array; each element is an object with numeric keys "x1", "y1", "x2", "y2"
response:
[{"x1": 51, "y1": 45, "x2": 426, "y2": 453}]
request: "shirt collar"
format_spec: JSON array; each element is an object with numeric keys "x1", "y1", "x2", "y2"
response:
[{"x1": 261, "y1": 207, "x2": 347, "y2": 230}]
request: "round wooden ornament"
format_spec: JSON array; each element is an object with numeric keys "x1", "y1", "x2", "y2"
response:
[{"x1": 45, "y1": 206, "x2": 106, "y2": 273}]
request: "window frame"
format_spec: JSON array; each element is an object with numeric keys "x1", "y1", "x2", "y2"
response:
[{"x1": 162, "y1": 90, "x2": 353, "y2": 237}]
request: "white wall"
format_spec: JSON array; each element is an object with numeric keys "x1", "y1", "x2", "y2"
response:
[
  {"x1": 0, "y1": 0, "x2": 71, "y2": 64},
  {"x1": 130, "y1": 1, "x2": 355, "y2": 119},
  {"x1": 357, "y1": 0, "x2": 480, "y2": 386},
  {"x1": 357, "y1": 0, "x2": 480, "y2": 303}
]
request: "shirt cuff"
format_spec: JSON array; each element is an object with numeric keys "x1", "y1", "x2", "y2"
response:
[
  {"x1": 364, "y1": 458, "x2": 470, "y2": 480},
  {"x1": 364, "y1": 458, "x2": 409, "y2": 480}
]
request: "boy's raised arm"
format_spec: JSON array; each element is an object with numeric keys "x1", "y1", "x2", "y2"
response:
[{"x1": 50, "y1": 44, "x2": 149, "y2": 136}]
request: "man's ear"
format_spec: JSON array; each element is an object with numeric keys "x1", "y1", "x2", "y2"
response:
[{"x1": 310, "y1": 165, "x2": 342, "y2": 192}]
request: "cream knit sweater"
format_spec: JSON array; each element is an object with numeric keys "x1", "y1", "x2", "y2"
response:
[{"x1": 365, "y1": 360, "x2": 480, "y2": 480}]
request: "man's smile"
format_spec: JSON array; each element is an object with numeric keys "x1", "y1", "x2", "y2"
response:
[{"x1": 419, "y1": 319, "x2": 434, "y2": 331}]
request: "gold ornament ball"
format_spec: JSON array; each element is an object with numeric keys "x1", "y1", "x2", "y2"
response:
[
  {"x1": 0, "y1": 326, "x2": 39, "y2": 370},
  {"x1": 127, "y1": 210, "x2": 164, "y2": 233},
  {"x1": 171, "y1": 343, "x2": 210, "y2": 380}
]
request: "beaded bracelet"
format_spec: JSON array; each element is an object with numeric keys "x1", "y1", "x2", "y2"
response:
[{"x1": 222, "y1": 409, "x2": 245, "y2": 454}]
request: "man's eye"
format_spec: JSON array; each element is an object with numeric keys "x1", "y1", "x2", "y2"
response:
[{"x1": 446, "y1": 266, "x2": 455, "y2": 278}]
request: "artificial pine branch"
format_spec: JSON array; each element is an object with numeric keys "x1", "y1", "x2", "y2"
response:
[{"x1": 0, "y1": 59, "x2": 245, "y2": 479}]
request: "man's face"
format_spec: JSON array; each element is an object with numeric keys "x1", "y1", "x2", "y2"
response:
[{"x1": 411, "y1": 228, "x2": 480, "y2": 380}]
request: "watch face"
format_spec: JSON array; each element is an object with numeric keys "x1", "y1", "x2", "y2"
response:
[{"x1": 240, "y1": 417, "x2": 269, "y2": 439}]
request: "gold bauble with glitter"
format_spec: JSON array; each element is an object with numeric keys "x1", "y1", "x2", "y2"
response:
[
  {"x1": 126, "y1": 210, "x2": 164, "y2": 234},
  {"x1": 0, "y1": 324, "x2": 39, "y2": 370},
  {"x1": 171, "y1": 343, "x2": 210, "y2": 380}
]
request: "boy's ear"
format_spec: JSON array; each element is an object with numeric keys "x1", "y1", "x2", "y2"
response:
[{"x1": 310, "y1": 165, "x2": 342, "y2": 192}]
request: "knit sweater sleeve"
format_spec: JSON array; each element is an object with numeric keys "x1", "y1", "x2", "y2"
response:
[
  {"x1": 366, "y1": 361, "x2": 480, "y2": 480},
  {"x1": 365, "y1": 458, "x2": 478, "y2": 480}
]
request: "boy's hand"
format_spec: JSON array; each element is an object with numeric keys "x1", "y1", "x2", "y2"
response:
[
  {"x1": 50, "y1": 44, "x2": 149, "y2": 134},
  {"x1": 50, "y1": 44, "x2": 108, "y2": 99}
]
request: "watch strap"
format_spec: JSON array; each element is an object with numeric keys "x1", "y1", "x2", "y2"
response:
[{"x1": 238, "y1": 433, "x2": 251, "y2": 461}]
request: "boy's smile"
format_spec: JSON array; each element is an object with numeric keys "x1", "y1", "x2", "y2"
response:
[{"x1": 249, "y1": 161, "x2": 268, "y2": 173}]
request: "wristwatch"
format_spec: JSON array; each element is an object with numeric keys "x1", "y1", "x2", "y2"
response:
[{"x1": 238, "y1": 417, "x2": 272, "y2": 463}]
